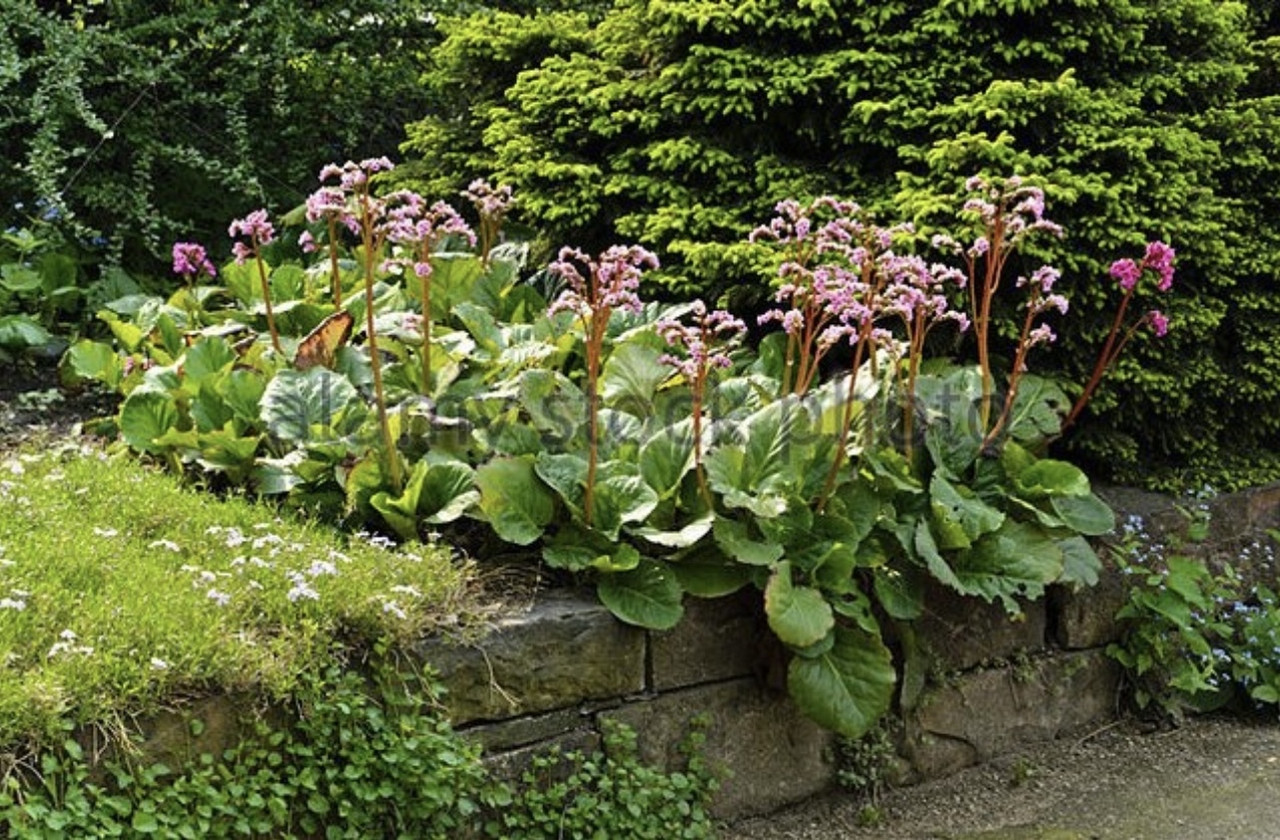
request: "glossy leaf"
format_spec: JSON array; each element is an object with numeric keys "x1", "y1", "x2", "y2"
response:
[
  {"x1": 764, "y1": 561, "x2": 835, "y2": 648},
  {"x1": 788, "y1": 624, "x2": 895, "y2": 739},
  {"x1": 597, "y1": 559, "x2": 684, "y2": 630},
  {"x1": 476, "y1": 456, "x2": 555, "y2": 546},
  {"x1": 260, "y1": 369, "x2": 360, "y2": 444}
]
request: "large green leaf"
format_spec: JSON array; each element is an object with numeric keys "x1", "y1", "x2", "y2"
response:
[
  {"x1": 428, "y1": 253, "x2": 485, "y2": 319},
  {"x1": 0, "y1": 314, "x2": 50, "y2": 350},
  {"x1": 1005, "y1": 375, "x2": 1070, "y2": 444},
  {"x1": 1057, "y1": 535, "x2": 1103, "y2": 589},
  {"x1": 519, "y1": 368, "x2": 587, "y2": 441},
  {"x1": 873, "y1": 567, "x2": 925, "y2": 621},
  {"x1": 713, "y1": 516, "x2": 784, "y2": 566},
  {"x1": 669, "y1": 544, "x2": 755, "y2": 597},
  {"x1": 183, "y1": 337, "x2": 237, "y2": 386},
  {"x1": 929, "y1": 474, "x2": 1006, "y2": 548},
  {"x1": 260, "y1": 368, "x2": 360, "y2": 444},
  {"x1": 638, "y1": 419, "x2": 696, "y2": 499},
  {"x1": 764, "y1": 561, "x2": 834, "y2": 648},
  {"x1": 476, "y1": 456, "x2": 556, "y2": 546},
  {"x1": 597, "y1": 559, "x2": 684, "y2": 630},
  {"x1": 951, "y1": 520, "x2": 1065, "y2": 613},
  {"x1": 60, "y1": 339, "x2": 122, "y2": 389},
  {"x1": 600, "y1": 341, "x2": 668, "y2": 417},
  {"x1": 418, "y1": 457, "x2": 480, "y2": 525},
  {"x1": 1050, "y1": 492, "x2": 1115, "y2": 536},
  {"x1": 742, "y1": 396, "x2": 810, "y2": 493},
  {"x1": 787, "y1": 624, "x2": 896, "y2": 739},
  {"x1": 1013, "y1": 459, "x2": 1091, "y2": 499},
  {"x1": 630, "y1": 512, "x2": 714, "y2": 548},
  {"x1": 119, "y1": 390, "x2": 180, "y2": 454}
]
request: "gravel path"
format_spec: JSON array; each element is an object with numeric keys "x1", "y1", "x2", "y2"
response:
[{"x1": 725, "y1": 716, "x2": 1280, "y2": 840}]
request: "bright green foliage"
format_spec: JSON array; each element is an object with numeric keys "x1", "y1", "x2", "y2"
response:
[
  {"x1": 0, "y1": 446, "x2": 472, "y2": 746},
  {"x1": 401, "y1": 0, "x2": 1280, "y2": 487},
  {"x1": 0, "y1": 660, "x2": 718, "y2": 838},
  {"x1": 1108, "y1": 518, "x2": 1280, "y2": 717},
  {"x1": 1, "y1": 0, "x2": 440, "y2": 269}
]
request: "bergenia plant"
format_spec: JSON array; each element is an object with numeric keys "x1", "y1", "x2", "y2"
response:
[
  {"x1": 317, "y1": 156, "x2": 403, "y2": 491},
  {"x1": 548, "y1": 244, "x2": 658, "y2": 526},
  {"x1": 655, "y1": 301, "x2": 747, "y2": 505},
  {"x1": 462, "y1": 179, "x2": 515, "y2": 266},
  {"x1": 228, "y1": 209, "x2": 282, "y2": 352},
  {"x1": 933, "y1": 175, "x2": 1064, "y2": 433},
  {"x1": 385, "y1": 199, "x2": 475, "y2": 396},
  {"x1": 1060, "y1": 241, "x2": 1175, "y2": 433},
  {"x1": 879, "y1": 254, "x2": 970, "y2": 456}
]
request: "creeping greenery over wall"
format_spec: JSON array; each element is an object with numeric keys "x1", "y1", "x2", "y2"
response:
[{"x1": 400, "y1": 0, "x2": 1280, "y2": 488}]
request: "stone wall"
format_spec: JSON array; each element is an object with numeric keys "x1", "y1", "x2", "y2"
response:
[{"x1": 416, "y1": 482, "x2": 1280, "y2": 820}]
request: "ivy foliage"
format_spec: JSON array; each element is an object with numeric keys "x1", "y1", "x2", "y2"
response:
[
  {"x1": 399, "y1": 0, "x2": 1280, "y2": 488},
  {"x1": 0, "y1": 656, "x2": 719, "y2": 838},
  {"x1": 0, "y1": 0, "x2": 441, "y2": 269}
]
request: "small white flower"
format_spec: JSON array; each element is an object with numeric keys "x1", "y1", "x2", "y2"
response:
[
  {"x1": 92, "y1": 527, "x2": 118, "y2": 538},
  {"x1": 148, "y1": 539, "x2": 182, "y2": 553},
  {"x1": 206, "y1": 588, "x2": 231, "y2": 607},
  {"x1": 59, "y1": 629, "x2": 78, "y2": 641},
  {"x1": 150, "y1": 657, "x2": 169, "y2": 671},
  {"x1": 0, "y1": 598, "x2": 26, "y2": 611},
  {"x1": 381, "y1": 600, "x2": 407, "y2": 620},
  {"x1": 287, "y1": 582, "x2": 319, "y2": 603},
  {"x1": 389, "y1": 585, "x2": 421, "y2": 598},
  {"x1": 307, "y1": 560, "x2": 338, "y2": 578}
]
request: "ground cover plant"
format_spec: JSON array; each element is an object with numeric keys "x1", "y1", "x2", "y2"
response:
[
  {"x1": 1107, "y1": 510, "x2": 1280, "y2": 720},
  {"x1": 64, "y1": 160, "x2": 1173, "y2": 740},
  {"x1": 0, "y1": 441, "x2": 473, "y2": 747},
  {"x1": 1, "y1": 657, "x2": 718, "y2": 838}
]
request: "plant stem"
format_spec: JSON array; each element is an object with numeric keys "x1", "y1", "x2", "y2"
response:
[
  {"x1": 1060, "y1": 290, "x2": 1134, "y2": 435},
  {"x1": 584, "y1": 318, "x2": 602, "y2": 527},
  {"x1": 326, "y1": 217, "x2": 342, "y2": 307},
  {"x1": 253, "y1": 240, "x2": 282, "y2": 353},
  {"x1": 983, "y1": 299, "x2": 1038, "y2": 449},
  {"x1": 419, "y1": 242, "x2": 433, "y2": 397},
  {"x1": 359, "y1": 195, "x2": 401, "y2": 494}
]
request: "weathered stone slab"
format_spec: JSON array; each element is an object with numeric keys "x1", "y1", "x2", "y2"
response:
[
  {"x1": 913, "y1": 580, "x2": 1047, "y2": 672},
  {"x1": 1051, "y1": 562, "x2": 1128, "y2": 649},
  {"x1": 480, "y1": 728, "x2": 602, "y2": 783},
  {"x1": 459, "y1": 706, "x2": 591, "y2": 752},
  {"x1": 417, "y1": 590, "x2": 645, "y2": 725},
  {"x1": 650, "y1": 590, "x2": 762, "y2": 691},
  {"x1": 601, "y1": 678, "x2": 835, "y2": 819},
  {"x1": 904, "y1": 650, "x2": 1120, "y2": 780}
]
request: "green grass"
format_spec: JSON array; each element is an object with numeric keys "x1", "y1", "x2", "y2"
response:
[{"x1": 0, "y1": 442, "x2": 475, "y2": 746}]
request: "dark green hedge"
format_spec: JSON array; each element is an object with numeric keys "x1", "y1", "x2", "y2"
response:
[{"x1": 398, "y1": 0, "x2": 1280, "y2": 489}]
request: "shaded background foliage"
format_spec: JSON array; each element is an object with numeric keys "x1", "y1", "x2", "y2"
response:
[
  {"x1": 1, "y1": 0, "x2": 443, "y2": 268},
  {"x1": 397, "y1": 0, "x2": 1280, "y2": 490}
]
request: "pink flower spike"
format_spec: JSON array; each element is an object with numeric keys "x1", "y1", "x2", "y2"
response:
[
  {"x1": 1143, "y1": 241, "x2": 1176, "y2": 291},
  {"x1": 1148, "y1": 310, "x2": 1170, "y2": 337},
  {"x1": 1109, "y1": 258, "x2": 1141, "y2": 292},
  {"x1": 172, "y1": 242, "x2": 215, "y2": 278}
]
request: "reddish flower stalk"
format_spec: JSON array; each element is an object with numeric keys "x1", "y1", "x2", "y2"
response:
[
  {"x1": 982, "y1": 267, "x2": 1068, "y2": 448},
  {"x1": 549, "y1": 245, "x2": 657, "y2": 526},
  {"x1": 935, "y1": 176, "x2": 1063, "y2": 435},
  {"x1": 462, "y1": 179, "x2": 515, "y2": 267},
  {"x1": 229, "y1": 210, "x2": 282, "y2": 353},
  {"x1": 1059, "y1": 242, "x2": 1175, "y2": 435},
  {"x1": 656, "y1": 301, "x2": 746, "y2": 507}
]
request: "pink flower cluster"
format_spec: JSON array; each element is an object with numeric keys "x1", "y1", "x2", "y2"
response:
[
  {"x1": 547, "y1": 245, "x2": 658, "y2": 322},
  {"x1": 171, "y1": 242, "x2": 215, "y2": 279},
  {"x1": 1108, "y1": 240, "x2": 1176, "y2": 335},
  {"x1": 656, "y1": 300, "x2": 747, "y2": 381},
  {"x1": 462, "y1": 179, "x2": 515, "y2": 222},
  {"x1": 228, "y1": 209, "x2": 275, "y2": 265}
]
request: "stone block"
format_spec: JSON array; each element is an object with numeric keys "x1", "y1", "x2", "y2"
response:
[
  {"x1": 650, "y1": 589, "x2": 763, "y2": 691},
  {"x1": 459, "y1": 707, "x2": 589, "y2": 752},
  {"x1": 480, "y1": 728, "x2": 602, "y2": 784},
  {"x1": 602, "y1": 678, "x2": 835, "y2": 820},
  {"x1": 913, "y1": 580, "x2": 1047, "y2": 672},
  {"x1": 904, "y1": 649, "x2": 1120, "y2": 780},
  {"x1": 417, "y1": 590, "x2": 645, "y2": 725},
  {"x1": 1050, "y1": 561, "x2": 1128, "y2": 649}
]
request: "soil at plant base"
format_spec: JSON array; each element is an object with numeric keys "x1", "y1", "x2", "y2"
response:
[
  {"x1": 0, "y1": 360, "x2": 118, "y2": 452},
  {"x1": 726, "y1": 715, "x2": 1280, "y2": 840}
]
